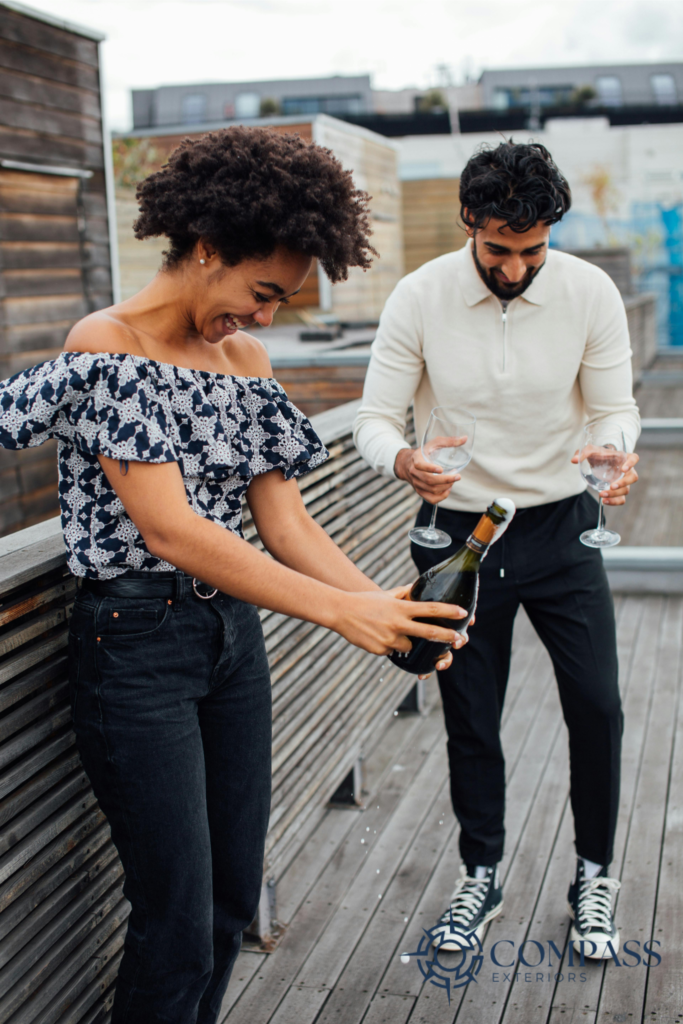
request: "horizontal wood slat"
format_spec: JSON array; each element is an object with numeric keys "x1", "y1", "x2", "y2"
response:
[
  {"x1": 0, "y1": 9, "x2": 100, "y2": 67},
  {"x1": 0, "y1": 67, "x2": 101, "y2": 120},
  {"x1": 0, "y1": 0, "x2": 114, "y2": 546},
  {"x1": 0, "y1": 400, "x2": 420, "y2": 1021},
  {"x1": 0, "y1": 40, "x2": 100, "y2": 93}
]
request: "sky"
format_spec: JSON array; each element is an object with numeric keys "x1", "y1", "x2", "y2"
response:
[{"x1": 21, "y1": 0, "x2": 683, "y2": 131}]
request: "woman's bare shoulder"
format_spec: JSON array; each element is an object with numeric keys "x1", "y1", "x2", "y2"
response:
[
  {"x1": 64, "y1": 310, "x2": 145, "y2": 356},
  {"x1": 224, "y1": 330, "x2": 273, "y2": 378}
]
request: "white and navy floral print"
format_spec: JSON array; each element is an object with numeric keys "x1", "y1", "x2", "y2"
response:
[{"x1": 0, "y1": 352, "x2": 328, "y2": 578}]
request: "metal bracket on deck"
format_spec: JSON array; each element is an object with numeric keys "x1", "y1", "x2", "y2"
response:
[
  {"x1": 396, "y1": 679, "x2": 426, "y2": 715},
  {"x1": 243, "y1": 877, "x2": 284, "y2": 952},
  {"x1": 328, "y1": 756, "x2": 365, "y2": 808}
]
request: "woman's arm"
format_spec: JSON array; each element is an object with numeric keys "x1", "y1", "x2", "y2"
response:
[
  {"x1": 97, "y1": 456, "x2": 468, "y2": 658},
  {"x1": 246, "y1": 469, "x2": 379, "y2": 593}
]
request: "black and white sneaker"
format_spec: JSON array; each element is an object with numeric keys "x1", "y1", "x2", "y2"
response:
[
  {"x1": 567, "y1": 859, "x2": 621, "y2": 958},
  {"x1": 432, "y1": 865, "x2": 503, "y2": 952}
]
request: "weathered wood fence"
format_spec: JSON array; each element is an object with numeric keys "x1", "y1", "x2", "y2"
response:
[
  {"x1": 0, "y1": 2, "x2": 115, "y2": 537},
  {"x1": 0, "y1": 399, "x2": 420, "y2": 1023}
]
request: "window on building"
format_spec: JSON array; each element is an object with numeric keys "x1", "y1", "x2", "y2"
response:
[
  {"x1": 325, "y1": 95, "x2": 363, "y2": 115},
  {"x1": 595, "y1": 76, "x2": 623, "y2": 107},
  {"x1": 281, "y1": 94, "x2": 363, "y2": 116},
  {"x1": 492, "y1": 85, "x2": 573, "y2": 110},
  {"x1": 181, "y1": 94, "x2": 207, "y2": 124},
  {"x1": 651, "y1": 74, "x2": 678, "y2": 106},
  {"x1": 282, "y1": 97, "x2": 320, "y2": 115},
  {"x1": 234, "y1": 92, "x2": 261, "y2": 118}
]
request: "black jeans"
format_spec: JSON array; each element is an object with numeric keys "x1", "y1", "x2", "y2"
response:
[
  {"x1": 411, "y1": 491, "x2": 623, "y2": 870},
  {"x1": 69, "y1": 580, "x2": 272, "y2": 1024}
]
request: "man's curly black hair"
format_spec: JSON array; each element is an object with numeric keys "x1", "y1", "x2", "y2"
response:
[
  {"x1": 133, "y1": 127, "x2": 377, "y2": 282},
  {"x1": 460, "y1": 140, "x2": 571, "y2": 234}
]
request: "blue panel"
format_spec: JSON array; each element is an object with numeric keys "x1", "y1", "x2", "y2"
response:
[{"x1": 550, "y1": 201, "x2": 683, "y2": 347}]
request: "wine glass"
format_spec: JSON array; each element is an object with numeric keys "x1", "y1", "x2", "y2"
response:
[
  {"x1": 409, "y1": 407, "x2": 476, "y2": 549},
  {"x1": 578, "y1": 422, "x2": 627, "y2": 548}
]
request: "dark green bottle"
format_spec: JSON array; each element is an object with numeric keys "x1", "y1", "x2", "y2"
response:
[{"x1": 390, "y1": 498, "x2": 515, "y2": 675}]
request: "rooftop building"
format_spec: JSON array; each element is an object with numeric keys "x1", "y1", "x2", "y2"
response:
[
  {"x1": 132, "y1": 75, "x2": 374, "y2": 130},
  {"x1": 132, "y1": 63, "x2": 683, "y2": 138}
]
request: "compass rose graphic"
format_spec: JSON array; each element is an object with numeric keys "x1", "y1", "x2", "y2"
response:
[{"x1": 400, "y1": 914, "x2": 484, "y2": 1002}]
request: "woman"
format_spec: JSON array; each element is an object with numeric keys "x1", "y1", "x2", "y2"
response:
[{"x1": 0, "y1": 128, "x2": 467, "y2": 1024}]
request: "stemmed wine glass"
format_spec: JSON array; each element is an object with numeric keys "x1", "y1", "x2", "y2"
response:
[
  {"x1": 409, "y1": 407, "x2": 476, "y2": 549},
  {"x1": 578, "y1": 422, "x2": 627, "y2": 548}
]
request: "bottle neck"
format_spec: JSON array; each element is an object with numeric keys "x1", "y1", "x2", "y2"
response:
[{"x1": 466, "y1": 512, "x2": 497, "y2": 555}]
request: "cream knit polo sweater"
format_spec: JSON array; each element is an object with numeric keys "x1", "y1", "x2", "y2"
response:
[{"x1": 353, "y1": 241, "x2": 641, "y2": 513}]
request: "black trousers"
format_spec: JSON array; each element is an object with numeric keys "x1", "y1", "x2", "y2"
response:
[
  {"x1": 69, "y1": 582, "x2": 272, "y2": 1024},
  {"x1": 411, "y1": 491, "x2": 623, "y2": 869}
]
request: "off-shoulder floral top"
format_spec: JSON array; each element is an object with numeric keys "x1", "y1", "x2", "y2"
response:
[{"x1": 0, "y1": 352, "x2": 329, "y2": 578}]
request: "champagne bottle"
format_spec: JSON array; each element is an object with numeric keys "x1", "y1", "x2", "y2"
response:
[{"x1": 390, "y1": 498, "x2": 516, "y2": 676}]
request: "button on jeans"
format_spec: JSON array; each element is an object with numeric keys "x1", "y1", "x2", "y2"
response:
[{"x1": 69, "y1": 582, "x2": 272, "y2": 1024}]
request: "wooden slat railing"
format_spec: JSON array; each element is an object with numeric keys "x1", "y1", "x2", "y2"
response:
[{"x1": 0, "y1": 399, "x2": 420, "y2": 1023}]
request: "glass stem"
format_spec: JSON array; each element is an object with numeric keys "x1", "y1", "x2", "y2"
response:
[
  {"x1": 597, "y1": 496, "x2": 605, "y2": 534},
  {"x1": 428, "y1": 503, "x2": 439, "y2": 535}
]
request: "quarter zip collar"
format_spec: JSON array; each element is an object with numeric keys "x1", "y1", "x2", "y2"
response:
[{"x1": 500, "y1": 299, "x2": 509, "y2": 374}]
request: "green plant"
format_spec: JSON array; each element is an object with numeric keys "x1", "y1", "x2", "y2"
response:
[
  {"x1": 112, "y1": 137, "x2": 166, "y2": 190},
  {"x1": 259, "y1": 97, "x2": 280, "y2": 117},
  {"x1": 570, "y1": 84, "x2": 597, "y2": 108},
  {"x1": 417, "y1": 89, "x2": 447, "y2": 113}
]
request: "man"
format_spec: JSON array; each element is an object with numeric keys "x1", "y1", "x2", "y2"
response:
[{"x1": 353, "y1": 141, "x2": 640, "y2": 958}]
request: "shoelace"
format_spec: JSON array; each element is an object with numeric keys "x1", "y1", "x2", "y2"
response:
[
  {"x1": 576, "y1": 876, "x2": 621, "y2": 931},
  {"x1": 439, "y1": 865, "x2": 490, "y2": 927}
]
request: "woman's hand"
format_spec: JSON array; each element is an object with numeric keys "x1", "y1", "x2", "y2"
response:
[{"x1": 334, "y1": 584, "x2": 469, "y2": 658}]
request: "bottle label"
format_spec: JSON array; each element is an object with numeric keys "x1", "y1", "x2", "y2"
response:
[{"x1": 465, "y1": 513, "x2": 497, "y2": 554}]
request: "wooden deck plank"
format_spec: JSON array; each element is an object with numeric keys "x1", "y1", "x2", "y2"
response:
[
  {"x1": 596, "y1": 597, "x2": 683, "y2": 1020},
  {"x1": 361, "y1": 993, "x2": 415, "y2": 1024},
  {"x1": 496, "y1": 802, "x2": 576, "y2": 1024},
  {"x1": 408, "y1": 596, "x2": 651, "y2": 1023},
  {"x1": 292, "y1": 742, "x2": 451, "y2": 992},
  {"x1": 271, "y1": 694, "x2": 438, "y2": 927},
  {"x1": 546, "y1": 595, "x2": 666, "y2": 1022},
  {"x1": 311, "y1": 776, "x2": 455, "y2": 1024},
  {"x1": 309, "y1": 655, "x2": 565, "y2": 1024},
  {"x1": 384, "y1": 662, "x2": 565, "y2": 1022},
  {"x1": 377, "y1": 624, "x2": 556, "y2": 1006},
  {"x1": 224, "y1": 710, "x2": 446, "y2": 1024},
  {"x1": 267, "y1": 985, "x2": 329, "y2": 1024},
  {"x1": 273, "y1": 808, "x2": 360, "y2": 925},
  {"x1": 218, "y1": 952, "x2": 266, "y2": 1023},
  {"x1": 643, "y1": 611, "x2": 683, "y2": 1022},
  {"x1": 379, "y1": 822, "x2": 461, "y2": 1001},
  {"x1": 497, "y1": 594, "x2": 648, "y2": 1024},
  {"x1": 449, "y1": 722, "x2": 571, "y2": 1021}
]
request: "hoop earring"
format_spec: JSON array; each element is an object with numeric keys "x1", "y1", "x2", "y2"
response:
[{"x1": 199, "y1": 258, "x2": 206, "y2": 264}]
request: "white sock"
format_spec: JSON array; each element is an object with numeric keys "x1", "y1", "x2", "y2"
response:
[
  {"x1": 580, "y1": 856, "x2": 603, "y2": 879},
  {"x1": 473, "y1": 865, "x2": 488, "y2": 879}
]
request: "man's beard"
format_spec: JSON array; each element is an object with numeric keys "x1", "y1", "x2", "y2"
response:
[{"x1": 472, "y1": 237, "x2": 545, "y2": 300}]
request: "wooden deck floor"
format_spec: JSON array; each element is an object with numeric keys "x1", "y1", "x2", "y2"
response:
[{"x1": 220, "y1": 596, "x2": 683, "y2": 1024}]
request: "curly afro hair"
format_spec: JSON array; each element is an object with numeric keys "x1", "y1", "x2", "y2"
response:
[
  {"x1": 133, "y1": 127, "x2": 377, "y2": 282},
  {"x1": 460, "y1": 140, "x2": 571, "y2": 234}
]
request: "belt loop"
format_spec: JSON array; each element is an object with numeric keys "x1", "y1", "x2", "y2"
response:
[{"x1": 173, "y1": 571, "x2": 185, "y2": 609}]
